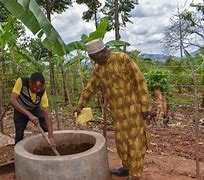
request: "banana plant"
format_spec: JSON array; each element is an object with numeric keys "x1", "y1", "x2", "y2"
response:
[
  {"x1": 0, "y1": 0, "x2": 66, "y2": 55},
  {"x1": 184, "y1": 49, "x2": 204, "y2": 72},
  {"x1": 0, "y1": 16, "x2": 19, "y2": 133},
  {"x1": 66, "y1": 17, "x2": 109, "y2": 53}
]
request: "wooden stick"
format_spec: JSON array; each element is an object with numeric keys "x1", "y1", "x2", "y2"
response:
[
  {"x1": 103, "y1": 96, "x2": 107, "y2": 140},
  {"x1": 37, "y1": 125, "x2": 60, "y2": 156},
  {"x1": 0, "y1": 104, "x2": 10, "y2": 134}
]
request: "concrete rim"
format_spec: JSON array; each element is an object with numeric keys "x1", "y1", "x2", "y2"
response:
[{"x1": 14, "y1": 130, "x2": 106, "y2": 161}]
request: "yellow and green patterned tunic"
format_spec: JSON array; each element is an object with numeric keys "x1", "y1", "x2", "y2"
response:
[{"x1": 78, "y1": 52, "x2": 150, "y2": 177}]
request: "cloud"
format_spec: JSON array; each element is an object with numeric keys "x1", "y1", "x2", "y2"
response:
[
  {"x1": 127, "y1": 16, "x2": 168, "y2": 36},
  {"x1": 132, "y1": 1, "x2": 177, "y2": 18},
  {"x1": 52, "y1": 4, "x2": 95, "y2": 43},
  {"x1": 24, "y1": 0, "x2": 203, "y2": 55}
]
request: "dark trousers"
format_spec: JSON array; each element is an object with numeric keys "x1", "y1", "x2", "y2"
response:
[{"x1": 14, "y1": 108, "x2": 48, "y2": 144}]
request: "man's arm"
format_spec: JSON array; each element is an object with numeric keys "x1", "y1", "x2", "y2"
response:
[
  {"x1": 10, "y1": 92, "x2": 38, "y2": 125},
  {"x1": 76, "y1": 68, "x2": 101, "y2": 114},
  {"x1": 40, "y1": 91, "x2": 55, "y2": 146},
  {"x1": 125, "y1": 55, "x2": 150, "y2": 113},
  {"x1": 42, "y1": 107, "x2": 53, "y2": 138}
]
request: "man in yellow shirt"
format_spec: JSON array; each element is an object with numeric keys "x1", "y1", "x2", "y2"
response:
[
  {"x1": 11, "y1": 72, "x2": 55, "y2": 146},
  {"x1": 75, "y1": 39, "x2": 150, "y2": 180}
]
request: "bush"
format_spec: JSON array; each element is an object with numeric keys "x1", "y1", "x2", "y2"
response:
[{"x1": 146, "y1": 69, "x2": 169, "y2": 95}]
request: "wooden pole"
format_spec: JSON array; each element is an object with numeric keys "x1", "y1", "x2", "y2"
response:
[
  {"x1": 103, "y1": 96, "x2": 107, "y2": 140},
  {"x1": 192, "y1": 74, "x2": 200, "y2": 178},
  {"x1": 37, "y1": 125, "x2": 60, "y2": 156},
  {"x1": 0, "y1": 104, "x2": 10, "y2": 134},
  {"x1": 187, "y1": 53, "x2": 200, "y2": 178}
]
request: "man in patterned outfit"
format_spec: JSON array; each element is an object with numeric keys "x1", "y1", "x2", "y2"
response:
[{"x1": 75, "y1": 39, "x2": 150, "y2": 180}]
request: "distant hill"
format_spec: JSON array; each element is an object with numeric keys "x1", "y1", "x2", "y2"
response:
[
  {"x1": 140, "y1": 49, "x2": 202, "y2": 61},
  {"x1": 140, "y1": 53, "x2": 169, "y2": 61}
]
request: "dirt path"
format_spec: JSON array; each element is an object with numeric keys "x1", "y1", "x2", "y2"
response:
[
  {"x1": 1, "y1": 153, "x2": 204, "y2": 180},
  {"x1": 109, "y1": 152, "x2": 204, "y2": 180},
  {"x1": 1, "y1": 105, "x2": 204, "y2": 179}
]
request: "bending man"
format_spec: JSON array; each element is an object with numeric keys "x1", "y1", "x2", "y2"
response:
[
  {"x1": 11, "y1": 72, "x2": 55, "y2": 146},
  {"x1": 75, "y1": 39, "x2": 150, "y2": 180}
]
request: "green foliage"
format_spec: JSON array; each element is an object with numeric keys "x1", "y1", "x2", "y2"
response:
[
  {"x1": 168, "y1": 95, "x2": 193, "y2": 108},
  {"x1": 0, "y1": 2, "x2": 10, "y2": 22},
  {"x1": 106, "y1": 40, "x2": 130, "y2": 52},
  {"x1": 61, "y1": 17, "x2": 108, "y2": 56},
  {"x1": 147, "y1": 69, "x2": 169, "y2": 94},
  {"x1": 0, "y1": 0, "x2": 67, "y2": 55},
  {"x1": 128, "y1": 50, "x2": 141, "y2": 62},
  {"x1": 27, "y1": 38, "x2": 47, "y2": 61},
  {"x1": 184, "y1": 49, "x2": 204, "y2": 73},
  {"x1": 88, "y1": 17, "x2": 109, "y2": 41},
  {"x1": 36, "y1": 0, "x2": 72, "y2": 14},
  {"x1": 102, "y1": 0, "x2": 138, "y2": 30},
  {"x1": 0, "y1": 16, "x2": 18, "y2": 48},
  {"x1": 180, "y1": 3, "x2": 204, "y2": 49},
  {"x1": 66, "y1": 41, "x2": 86, "y2": 53},
  {"x1": 165, "y1": 58, "x2": 192, "y2": 93},
  {"x1": 75, "y1": 0, "x2": 102, "y2": 22},
  {"x1": 65, "y1": 18, "x2": 109, "y2": 54}
]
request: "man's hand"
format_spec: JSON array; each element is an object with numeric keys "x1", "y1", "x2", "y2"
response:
[
  {"x1": 141, "y1": 112, "x2": 151, "y2": 120},
  {"x1": 74, "y1": 105, "x2": 84, "y2": 116},
  {"x1": 28, "y1": 114, "x2": 39, "y2": 126}
]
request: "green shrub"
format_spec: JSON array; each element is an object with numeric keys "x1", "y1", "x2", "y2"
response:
[{"x1": 147, "y1": 69, "x2": 169, "y2": 95}]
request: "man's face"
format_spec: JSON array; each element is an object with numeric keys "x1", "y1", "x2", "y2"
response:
[
  {"x1": 29, "y1": 80, "x2": 44, "y2": 93},
  {"x1": 89, "y1": 49, "x2": 109, "y2": 65}
]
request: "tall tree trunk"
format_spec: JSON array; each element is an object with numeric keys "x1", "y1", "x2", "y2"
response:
[
  {"x1": 0, "y1": 91, "x2": 3, "y2": 133},
  {"x1": 190, "y1": 64, "x2": 200, "y2": 178},
  {"x1": 102, "y1": 94, "x2": 107, "y2": 140},
  {"x1": 93, "y1": 0, "x2": 98, "y2": 29},
  {"x1": 201, "y1": 75, "x2": 204, "y2": 107},
  {"x1": 45, "y1": 0, "x2": 60, "y2": 129},
  {"x1": 12, "y1": 50, "x2": 18, "y2": 80},
  {"x1": 78, "y1": 57, "x2": 84, "y2": 90},
  {"x1": 60, "y1": 60, "x2": 70, "y2": 104},
  {"x1": 0, "y1": 52, "x2": 6, "y2": 133},
  {"x1": 179, "y1": 14, "x2": 183, "y2": 59},
  {"x1": 114, "y1": 0, "x2": 120, "y2": 40}
]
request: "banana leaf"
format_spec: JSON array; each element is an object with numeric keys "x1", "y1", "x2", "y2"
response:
[{"x1": 0, "y1": 0, "x2": 67, "y2": 56}]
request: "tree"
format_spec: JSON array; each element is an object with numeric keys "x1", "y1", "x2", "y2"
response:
[
  {"x1": 181, "y1": 1, "x2": 204, "y2": 48},
  {"x1": 181, "y1": 1, "x2": 204, "y2": 109},
  {"x1": 0, "y1": 2, "x2": 10, "y2": 22},
  {"x1": 102, "y1": 0, "x2": 139, "y2": 40},
  {"x1": 27, "y1": 38, "x2": 48, "y2": 61},
  {"x1": 0, "y1": 0, "x2": 67, "y2": 55},
  {"x1": 36, "y1": 0, "x2": 72, "y2": 14},
  {"x1": 162, "y1": 5, "x2": 191, "y2": 58},
  {"x1": 76, "y1": 0, "x2": 102, "y2": 29},
  {"x1": 0, "y1": 16, "x2": 27, "y2": 133}
]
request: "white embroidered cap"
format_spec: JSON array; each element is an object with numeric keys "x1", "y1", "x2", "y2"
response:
[{"x1": 85, "y1": 39, "x2": 105, "y2": 54}]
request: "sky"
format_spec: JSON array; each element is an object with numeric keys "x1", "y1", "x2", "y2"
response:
[{"x1": 27, "y1": 0, "x2": 203, "y2": 55}]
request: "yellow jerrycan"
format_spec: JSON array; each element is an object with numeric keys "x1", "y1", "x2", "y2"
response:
[{"x1": 75, "y1": 108, "x2": 93, "y2": 124}]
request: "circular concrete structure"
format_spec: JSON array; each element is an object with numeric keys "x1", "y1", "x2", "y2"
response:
[{"x1": 14, "y1": 130, "x2": 110, "y2": 180}]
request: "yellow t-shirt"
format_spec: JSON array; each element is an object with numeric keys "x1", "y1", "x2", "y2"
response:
[{"x1": 12, "y1": 78, "x2": 49, "y2": 108}]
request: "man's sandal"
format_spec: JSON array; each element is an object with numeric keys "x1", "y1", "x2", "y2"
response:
[{"x1": 111, "y1": 167, "x2": 129, "y2": 176}]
